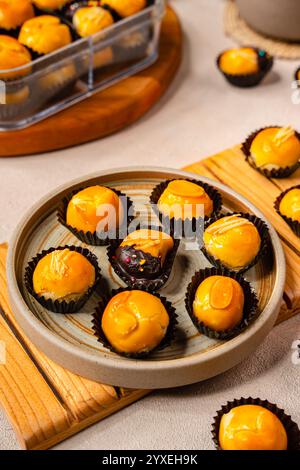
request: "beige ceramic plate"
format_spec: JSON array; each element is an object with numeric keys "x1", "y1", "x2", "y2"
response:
[{"x1": 7, "y1": 167, "x2": 285, "y2": 389}]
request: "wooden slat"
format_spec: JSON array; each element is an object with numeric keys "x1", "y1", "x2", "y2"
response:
[
  {"x1": 185, "y1": 145, "x2": 300, "y2": 321},
  {"x1": 0, "y1": 244, "x2": 149, "y2": 450}
]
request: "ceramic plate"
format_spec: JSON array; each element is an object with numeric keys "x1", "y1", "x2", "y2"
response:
[{"x1": 7, "y1": 167, "x2": 285, "y2": 388}]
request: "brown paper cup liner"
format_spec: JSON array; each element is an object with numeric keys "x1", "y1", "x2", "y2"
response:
[
  {"x1": 274, "y1": 185, "x2": 300, "y2": 237},
  {"x1": 107, "y1": 224, "x2": 180, "y2": 291},
  {"x1": 92, "y1": 287, "x2": 178, "y2": 359},
  {"x1": 57, "y1": 186, "x2": 134, "y2": 246},
  {"x1": 185, "y1": 267, "x2": 258, "y2": 340},
  {"x1": 149, "y1": 178, "x2": 223, "y2": 239},
  {"x1": 217, "y1": 48, "x2": 273, "y2": 88},
  {"x1": 201, "y1": 212, "x2": 270, "y2": 274},
  {"x1": 24, "y1": 245, "x2": 101, "y2": 314},
  {"x1": 242, "y1": 126, "x2": 300, "y2": 178},
  {"x1": 212, "y1": 397, "x2": 300, "y2": 450}
]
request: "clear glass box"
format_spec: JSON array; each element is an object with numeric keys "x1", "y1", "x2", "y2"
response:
[{"x1": 0, "y1": 0, "x2": 165, "y2": 131}]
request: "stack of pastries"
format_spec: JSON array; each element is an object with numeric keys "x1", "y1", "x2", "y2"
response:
[{"x1": 0, "y1": 0, "x2": 150, "y2": 83}]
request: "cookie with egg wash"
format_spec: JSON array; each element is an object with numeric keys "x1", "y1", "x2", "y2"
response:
[
  {"x1": 185, "y1": 267, "x2": 258, "y2": 340},
  {"x1": 93, "y1": 288, "x2": 177, "y2": 358},
  {"x1": 217, "y1": 47, "x2": 273, "y2": 88},
  {"x1": 242, "y1": 126, "x2": 300, "y2": 178},
  {"x1": 212, "y1": 397, "x2": 300, "y2": 450},
  {"x1": 58, "y1": 185, "x2": 134, "y2": 246},
  {"x1": 202, "y1": 212, "x2": 269, "y2": 274},
  {"x1": 275, "y1": 185, "x2": 300, "y2": 236},
  {"x1": 150, "y1": 179, "x2": 222, "y2": 238},
  {"x1": 24, "y1": 245, "x2": 101, "y2": 313}
]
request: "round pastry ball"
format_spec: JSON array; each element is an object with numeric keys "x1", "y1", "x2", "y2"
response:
[
  {"x1": 203, "y1": 215, "x2": 261, "y2": 270},
  {"x1": 101, "y1": 0, "x2": 146, "y2": 18},
  {"x1": 19, "y1": 16, "x2": 72, "y2": 55},
  {"x1": 73, "y1": 6, "x2": 114, "y2": 37},
  {"x1": 219, "y1": 405, "x2": 288, "y2": 450},
  {"x1": 66, "y1": 185, "x2": 124, "y2": 234},
  {"x1": 101, "y1": 290, "x2": 170, "y2": 354},
  {"x1": 116, "y1": 229, "x2": 174, "y2": 278},
  {"x1": 193, "y1": 276, "x2": 244, "y2": 332},
  {"x1": 219, "y1": 47, "x2": 259, "y2": 76},
  {"x1": 32, "y1": 0, "x2": 71, "y2": 11},
  {"x1": 33, "y1": 249, "x2": 96, "y2": 302},
  {"x1": 250, "y1": 127, "x2": 300, "y2": 170},
  {"x1": 158, "y1": 180, "x2": 214, "y2": 220},
  {"x1": 279, "y1": 188, "x2": 300, "y2": 222},
  {"x1": 0, "y1": 35, "x2": 31, "y2": 80},
  {"x1": 0, "y1": 0, "x2": 34, "y2": 32}
]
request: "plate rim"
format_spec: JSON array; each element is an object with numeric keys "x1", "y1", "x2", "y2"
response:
[{"x1": 7, "y1": 166, "x2": 286, "y2": 385}]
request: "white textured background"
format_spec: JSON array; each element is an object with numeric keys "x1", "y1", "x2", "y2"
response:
[{"x1": 1, "y1": 0, "x2": 300, "y2": 450}]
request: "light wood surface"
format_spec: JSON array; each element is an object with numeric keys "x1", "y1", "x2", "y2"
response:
[
  {"x1": 0, "y1": 244, "x2": 149, "y2": 450},
  {"x1": 0, "y1": 7, "x2": 182, "y2": 158},
  {"x1": 185, "y1": 145, "x2": 300, "y2": 322}
]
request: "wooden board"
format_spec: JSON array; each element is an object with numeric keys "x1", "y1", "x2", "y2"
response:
[
  {"x1": 0, "y1": 7, "x2": 182, "y2": 157},
  {"x1": 1, "y1": 145, "x2": 300, "y2": 450},
  {"x1": 185, "y1": 145, "x2": 300, "y2": 323}
]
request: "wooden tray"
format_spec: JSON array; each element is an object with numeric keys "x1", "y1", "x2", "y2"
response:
[
  {"x1": 0, "y1": 7, "x2": 182, "y2": 157},
  {"x1": 1, "y1": 145, "x2": 298, "y2": 450}
]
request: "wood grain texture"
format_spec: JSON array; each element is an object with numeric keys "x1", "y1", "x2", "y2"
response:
[
  {"x1": 185, "y1": 144, "x2": 300, "y2": 323},
  {"x1": 0, "y1": 244, "x2": 149, "y2": 450},
  {"x1": 0, "y1": 7, "x2": 182, "y2": 157}
]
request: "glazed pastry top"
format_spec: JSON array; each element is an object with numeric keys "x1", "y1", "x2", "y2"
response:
[
  {"x1": 19, "y1": 15, "x2": 72, "y2": 54},
  {"x1": 120, "y1": 229, "x2": 174, "y2": 265},
  {"x1": 203, "y1": 215, "x2": 261, "y2": 269},
  {"x1": 0, "y1": 0, "x2": 34, "y2": 30},
  {"x1": 219, "y1": 405, "x2": 288, "y2": 450},
  {"x1": 66, "y1": 185, "x2": 124, "y2": 234},
  {"x1": 193, "y1": 275, "x2": 244, "y2": 331},
  {"x1": 73, "y1": 6, "x2": 114, "y2": 37},
  {"x1": 32, "y1": 249, "x2": 96, "y2": 301},
  {"x1": 101, "y1": 0, "x2": 146, "y2": 17},
  {"x1": 101, "y1": 290, "x2": 170, "y2": 354},
  {"x1": 158, "y1": 180, "x2": 214, "y2": 219},
  {"x1": 0, "y1": 34, "x2": 31, "y2": 79},
  {"x1": 250, "y1": 126, "x2": 300, "y2": 169},
  {"x1": 219, "y1": 47, "x2": 259, "y2": 75},
  {"x1": 279, "y1": 188, "x2": 300, "y2": 222}
]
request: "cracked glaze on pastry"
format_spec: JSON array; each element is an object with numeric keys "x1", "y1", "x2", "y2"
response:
[
  {"x1": 33, "y1": 249, "x2": 96, "y2": 302},
  {"x1": 219, "y1": 47, "x2": 259, "y2": 75},
  {"x1": 19, "y1": 15, "x2": 72, "y2": 54},
  {"x1": 203, "y1": 215, "x2": 261, "y2": 270},
  {"x1": 158, "y1": 180, "x2": 213, "y2": 220},
  {"x1": 101, "y1": 290, "x2": 169, "y2": 354},
  {"x1": 219, "y1": 405, "x2": 288, "y2": 450},
  {"x1": 66, "y1": 185, "x2": 124, "y2": 234},
  {"x1": 193, "y1": 276, "x2": 244, "y2": 331},
  {"x1": 250, "y1": 126, "x2": 300, "y2": 170}
]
